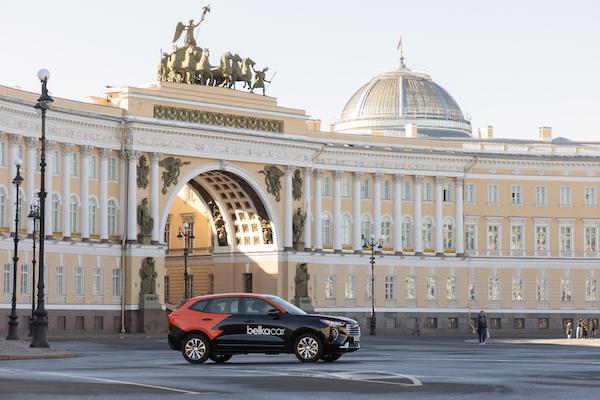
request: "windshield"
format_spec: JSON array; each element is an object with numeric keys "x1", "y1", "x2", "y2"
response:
[{"x1": 265, "y1": 295, "x2": 307, "y2": 315}]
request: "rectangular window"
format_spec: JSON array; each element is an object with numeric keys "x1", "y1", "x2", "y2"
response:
[
  {"x1": 465, "y1": 224, "x2": 477, "y2": 251},
  {"x1": 585, "y1": 187, "x2": 597, "y2": 207},
  {"x1": 382, "y1": 180, "x2": 391, "y2": 200},
  {"x1": 538, "y1": 318, "x2": 549, "y2": 329},
  {"x1": 559, "y1": 225, "x2": 572, "y2": 252},
  {"x1": 422, "y1": 182, "x2": 432, "y2": 201},
  {"x1": 71, "y1": 153, "x2": 78, "y2": 176},
  {"x1": 487, "y1": 224, "x2": 500, "y2": 251},
  {"x1": 89, "y1": 156, "x2": 97, "y2": 178},
  {"x1": 74, "y1": 266, "x2": 84, "y2": 296},
  {"x1": 443, "y1": 184, "x2": 453, "y2": 202},
  {"x1": 560, "y1": 187, "x2": 572, "y2": 206},
  {"x1": 321, "y1": 176, "x2": 331, "y2": 196},
  {"x1": 360, "y1": 178, "x2": 371, "y2": 199},
  {"x1": 57, "y1": 316, "x2": 67, "y2": 331},
  {"x1": 465, "y1": 184, "x2": 476, "y2": 204},
  {"x1": 585, "y1": 226, "x2": 598, "y2": 252},
  {"x1": 344, "y1": 275, "x2": 355, "y2": 299},
  {"x1": 513, "y1": 318, "x2": 525, "y2": 329},
  {"x1": 510, "y1": 225, "x2": 524, "y2": 251},
  {"x1": 94, "y1": 316, "x2": 104, "y2": 330},
  {"x1": 112, "y1": 267, "x2": 122, "y2": 297},
  {"x1": 488, "y1": 184, "x2": 499, "y2": 204},
  {"x1": 535, "y1": 186, "x2": 547, "y2": 206},
  {"x1": 340, "y1": 176, "x2": 351, "y2": 197},
  {"x1": 535, "y1": 225, "x2": 548, "y2": 251},
  {"x1": 385, "y1": 276, "x2": 395, "y2": 300},
  {"x1": 20, "y1": 264, "x2": 29, "y2": 295},
  {"x1": 108, "y1": 157, "x2": 118, "y2": 180},
  {"x1": 75, "y1": 316, "x2": 85, "y2": 331},
  {"x1": 490, "y1": 318, "x2": 502, "y2": 329},
  {"x1": 92, "y1": 267, "x2": 103, "y2": 296},
  {"x1": 52, "y1": 151, "x2": 60, "y2": 174},
  {"x1": 56, "y1": 266, "x2": 65, "y2": 296},
  {"x1": 448, "y1": 318, "x2": 458, "y2": 329},
  {"x1": 511, "y1": 185, "x2": 522, "y2": 205},
  {"x1": 3, "y1": 264, "x2": 11, "y2": 294},
  {"x1": 426, "y1": 318, "x2": 438, "y2": 329},
  {"x1": 325, "y1": 275, "x2": 336, "y2": 300},
  {"x1": 402, "y1": 181, "x2": 412, "y2": 201}
]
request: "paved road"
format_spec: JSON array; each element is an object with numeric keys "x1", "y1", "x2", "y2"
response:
[{"x1": 1, "y1": 336, "x2": 599, "y2": 399}]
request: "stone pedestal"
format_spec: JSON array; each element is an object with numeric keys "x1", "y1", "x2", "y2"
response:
[
  {"x1": 137, "y1": 234, "x2": 152, "y2": 245},
  {"x1": 293, "y1": 296, "x2": 314, "y2": 313},
  {"x1": 293, "y1": 242, "x2": 305, "y2": 251},
  {"x1": 139, "y1": 294, "x2": 166, "y2": 334}
]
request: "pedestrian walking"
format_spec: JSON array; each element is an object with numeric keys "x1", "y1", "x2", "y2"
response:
[
  {"x1": 591, "y1": 319, "x2": 597, "y2": 339},
  {"x1": 576, "y1": 319, "x2": 582, "y2": 339},
  {"x1": 566, "y1": 320, "x2": 573, "y2": 339},
  {"x1": 412, "y1": 317, "x2": 421, "y2": 336},
  {"x1": 477, "y1": 310, "x2": 488, "y2": 345}
]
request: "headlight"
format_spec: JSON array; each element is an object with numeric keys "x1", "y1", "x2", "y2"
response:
[{"x1": 320, "y1": 319, "x2": 345, "y2": 327}]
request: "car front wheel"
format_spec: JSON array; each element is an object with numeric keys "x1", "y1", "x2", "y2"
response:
[
  {"x1": 182, "y1": 334, "x2": 210, "y2": 364},
  {"x1": 294, "y1": 333, "x2": 323, "y2": 363},
  {"x1": 321, "y1": 353, "x2": 342, "y2": 362}
]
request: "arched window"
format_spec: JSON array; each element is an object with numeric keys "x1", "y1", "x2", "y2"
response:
[
  {"x1": 52, "y1": 193, "x2": 61, "y2": 232},
  {"x1": 108, "y1": 199, "x2": 118, "y2": 236},
  {"x1": 321, "y1": 213, "x2": 332, "y2": 245},
  {"x1": 381, "y1": 216, "x2": 392, "y2": 247},
  {"x1": 361, "y1": 214, "x2": 372, "y2": 241},
  {"x1": 88, "y1": 197, "x2": 98, "y2": 235},
  {"x1": 0, "y1": 186, "x2": 6, "y2": 227},
  {"x1": 70, "y1": 194, "x2": 79, "y2": 233},
  {"x1": 443, "y1": 217, "x2": 454, "y2": 250},
  {"x1": 401, "y1": 216, "x2": 412, "y2": 249},
  {"x1": 422, "y1": 217, "x2": 433, "y2": 249},
  {"x1": 341, "y1": 214, "x2": 352, "y2": 245}
]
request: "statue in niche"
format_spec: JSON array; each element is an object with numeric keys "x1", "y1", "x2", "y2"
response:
[
  {"x1": 259, "y1": 165, "x2": 284, "y2": 201},
  {"x1": 137, "y1": 198, "x2": 153, "y2": 235},
  {"x1": 159, "y1": 157, "x2": 191, "y2": 194},
  {"x1": 292, "y1": 207, "x2": 306, "y2": 245},
  {"x1": 207, "y1": 200, "x2": 228, "y2": 246},
  {"x1": 140, "y1": 257, "x2": 158, "y2": 295},
  {"x1": 259, "y1": 217, "x2": 273, "y2": 244},
  {"x1": 292, "y1": 168, "x2": 302, "y2": 201},
  {"x1": 137, "y1": 155, "x2": 149, "y2": 189},
  {"x1": 294, "y1": 263, "x2": 310, "y2": 298}
]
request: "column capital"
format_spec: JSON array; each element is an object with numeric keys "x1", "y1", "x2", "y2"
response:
[
  {"x1": 284, "y1": 165, "x2": 295, "y2": 174},
  {"x1": 374, "y1": 171, "x2": 384, "y2": 182},
  {"x1": 124, "y1": 150, "x2": 141, "y2": 160},
  {"x1": 61, "y1": 143, "x2": 75, "y2": 153},
  {"x1": 314, "y1": 168, "x2": 324, "y2": 178},
  {"x1": 435, "y1": 175, "x2": 444, "y2": 185},
  {"x1": 415, "y1": 175, "x2": 424, "y2": 184},
  {"x1": 7, "y1": 133, "x2": 19, "y2": 145},
  {"x1": 456, "y1": 176, "x2": 464, "y2": 186},
  {"x1": 99, "y1": 148, "x2": 112, "y2": 159},
  {"x1": 25, "y1": 136, "x2": 38, "y2": 149},
  {"x1": 80, "y1": 145, "x2": 92, "y2": 157},
  {"x1": 394, "y1": 174, "x2": 404, "y2": 183},
  {"x1": 333, "y1": 170, "x2": 343, "y2": 179},
  {"x1": 45, "y1": 140, "x2": 57, "y2": 150},
  {"x1": 303, "y1": 166, "x2": 313, "y2": 176},
  {"x1": 149, "y1": 152, "x2": 161, "y2": 162},
  {"x1": 353, "y1": 171, "x2": 362, "y2": 179}
]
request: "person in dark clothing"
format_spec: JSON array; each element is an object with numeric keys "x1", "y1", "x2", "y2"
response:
[{"x1": 477, "y1": 310, "x2": 488, "y2": 345}]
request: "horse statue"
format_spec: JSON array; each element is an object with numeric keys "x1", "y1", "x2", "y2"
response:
[
  {"x1": 240, "y1": 57, "x2": 255, "y2": 89},
  {"x1": 166, "y1": 47, "x2": 185, "y2": 83},
  {"x1": 229, "y1": 55, "x2": 255, "y2": 90},
  {"x1": 181, "y1": 45, "x2": 200, "y2": 84},
  {"x1": 210, "y1": 51, "x2": 233, "y2": 87},
  {"x1": 229, "y1": 54, "x2": 243, "y2": 89},
  {"x1": 195, "y1": 48, "x2": 213, "y2": 85}
]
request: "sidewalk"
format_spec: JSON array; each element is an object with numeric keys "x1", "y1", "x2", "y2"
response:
[
  {"x1": 465, "y1": 338, "x2": 600, "y2": 347},
  {"x1": 0, "y1": 339, "x2": 77, "y2": 360}
]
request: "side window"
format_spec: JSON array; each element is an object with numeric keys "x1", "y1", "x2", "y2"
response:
[
  {"x1": 189, "y1": 299, "x2": 208, "y2": 312},
  {"x1": 208, "y1": 297, "x2": 241, "y2": 314},
  {"x1": 243, "y1": 298, "x2": 275, "y2": 315}
]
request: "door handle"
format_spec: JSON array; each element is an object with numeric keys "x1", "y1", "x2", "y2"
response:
[
  {"x1": 244, "y1": 320, "x2": 255, "y2": 323},
  {"x1": 202, "y1": 318, "x2": 212, "y2": 321}
]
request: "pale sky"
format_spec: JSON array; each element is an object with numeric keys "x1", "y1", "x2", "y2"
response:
[{"x1": 2, "y1": 0, "x2": 599, "y2": 141}]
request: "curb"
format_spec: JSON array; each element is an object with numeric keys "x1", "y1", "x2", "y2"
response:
[{"x1": 0, "y1": 351, "x2": 77, "y2": 361}]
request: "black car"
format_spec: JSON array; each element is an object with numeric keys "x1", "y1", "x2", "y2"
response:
[{"x1": 168, "y1": 293, "x2": 361, "y2": 363}]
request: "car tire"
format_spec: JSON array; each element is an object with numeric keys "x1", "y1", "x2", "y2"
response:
[
  {"x1": 320, "y1": 353, "x2": 342, "y2": 362},
  {"x1": 294, "y1": 333, "x2": 323, "y2": 363},
  {"x1": 209, "y1": 354, "x2": 232, "y2": 363},
  {"x1": 181, "y1": 334, "x2": 211, "y2": 364}
]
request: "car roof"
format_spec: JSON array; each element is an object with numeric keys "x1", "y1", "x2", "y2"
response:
[{"x1": 189, "y1": 293, "x2": 276, "y2": 301}]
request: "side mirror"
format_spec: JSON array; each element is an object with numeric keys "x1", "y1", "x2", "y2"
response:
[{"x1": 267, "y1": 308, "x2": 281, "y2": 317}]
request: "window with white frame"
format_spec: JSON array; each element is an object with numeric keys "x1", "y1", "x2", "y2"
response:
[
  {"x1": 585, "y1": 187, "x2": 597, "y2": 207},
  {"x1": 3, "y1": 264, "x2": 11, "y2": 294},
  {"x1": 70, "y1": 195, "x2": 79, "y2": 233},
  {"x1": 385, "y1": 276, "x2": 395, "y2": 300},
  {"x1": 112, "y1": 267, "x2": 122, "y2": 297},
  {"x1": 560, "y1": 278, "x2": 572, "y2": 302},
  {"x1": 52, "y1": 151, "x2": 60, "y2": 174},
  {"x1": 488, "y1": 184, "x2": 499, "y2": 204},
  {"x1": 56, "y1": 266, "x2": 65, "y2": 296},
  {"x1": 360, "y1": 178, "x2": 371, "y2": 199},
  {"x1": 512, "y1": 277, "x2": 523, "y2": 301},
  {"x1": 402, "y1": 180, "x2": 412, "y2": 200},
  {"x1": 465, "y1": 224, "x2": 477, "y2": 251},
  {"x1": 341, "y1": 214, "x2": 352, "y2": 245},
  {"x1": 71, "y1": 153, "x2": 78, "y2": 176},
  {"x1": 443, "y1": 220, "x2": 453, "y2": 250},
  {"x1": 321, "y1": 176, "x2": 331, "y2": 196},
  {"x1": 361, "y1": 214, "x2": 372, "y2": 241},
  {"x1": 422, "y1": 182, "x2": 432, "y2": 201},
  {"x1": 535, "y1": 225, "x2": 548, "y2": 251},
  {"x1": 586, "y1": 278, "x2": 598, "y2": 301},
  {"x1": 321, "y1": 213, "x2": 332, "y2": 245},
  {"x1": 381, "y1": 217, "x2": 392, "y2": 247},
  {"x1": 74, "y1": 266, "x2": 84, "y2": 296},
  {"x1": 325, "y1": 275, "x2": 336, "y2": 300},
  {"x1": 344, "y1": 275, "x2": 355, "y2": 299},
  {"x1": 0, "y1": 186, "x2": 6, "y2": 227},
  {"x1": 560, "y1": 187, "x2": 572, "y2": 206},
  {"x1": 446, "y1": 276, "x2": 457, "y2": 300},
  {"x1": 52, "y1": 193, "x2": 60, "y2": 232},
  {"x1": 488, "y1": 276, "x2": 500, "y2": 301},
  {"x1": 20, "y1": 264, "x2": 29, "y2": 295},
  {"x1": 341, "y1": 176, "x2": 351, "y2": 197},
  {"x1": 89, "y1": 156, "x2": 97, "y2": 178},
  {"x1": 89, "y1": 198, "x2": 98, "y2": 235},
  {"x1": 401, "y1": 217, "x2": 412, "y2": 248},
  {"x1": 535, "y1": 186, "x2": 547, "y2": 206},
  {"x1": 422, "y1": 218, "x2": 433, "y2": 249},
  {"x1": 382, "y1": 180, "x2": 391, "y2": 200},
  {"x1": 108, "y1": 158, "x2": 118, "y2": 180},
  {"x1": 443, "y1": 183, "x2": 453, "y2": 202},
  {"x1": 92, "y1": 267, "x2": 103, "y2": 296},
  {"x1": 510, "y1": 224, "x2": 524, "y2": 251},
  {"x1": 426, "y1": 276, "x2": 436, "y2": 300},
  {"x1": 405, "y1": 276, "x2": 416, "y2": 300},
  {"x1": 108, "y1": 199, "x2": 118, "y2": 236},
  {"x1": 465, "y1": 183, "x2": 475, "y2": 204},
  {"x1": 536, "y1": 277, "x2": 548, "y2": 302},
  {"x1": 487, "y1": 224, "x2": 500, "y2": 251},
  {"x1": 585, "y1": 225, "x2": 598, "y2": 252},
  {"x1": 511, "y1": 185, "x2": 523, "y2": 205},
  {"x1": 559, "y1": 224, "x2": 573, "y2": 253}
]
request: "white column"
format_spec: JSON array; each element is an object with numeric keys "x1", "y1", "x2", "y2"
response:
[
  {"x1": 456, "y1": 176, "x2": 465, "y2": 256},
  {"x1": 352, "y1": 171, "x2": 362, "y2": 253},
  {"x1": 434, "y1": 176, "x2": 444, "y2": 255},
  {"x1": 313, "y1": 169, "x2": 323, "y2": 251},
  {"x1": 25, "y1": 137, "x2": 37, "y2": 237},
  {"x1": 126, "y1": 150, "x2": 139, "y2": 243},
  {"x1": 414, "y1": 175, "x2": 423, "y2": 255},
  {"x1": 99, "y1": 148, "x2": 111, "y2": 242},
  {"x1": 393, "y1": 174, "x2": 403, "y2": 254},
  {"x1": 333, "y1": 170, "x2": 342, "y2": 252},
  {"x1": 119, "y1": 153, "x2": 126, "y2": 239},
  {"x1": 44, "y1": 141, "x2": 55, "y2": 238},
  {"x1": 374, "y1": 172, "x2": 383, "y2": 243},
  {"x1": 7, "y1": 134, "x2": 18, "y2": 234},
  {"x1": 62, "y1": 143, "x2": 74, "y2": 240},
  {"x1": 302, "y1": 167, "x2": 312, "y2": 250},
  {"x1": 150, "y1": 152, "x2": 161, "y2": 244},
  {"x1": 283, "y1": 165, "x2": 293, "y2": 250},
  {"x1": 80, "y1": 145, "x2": 91, "y2": 241}
]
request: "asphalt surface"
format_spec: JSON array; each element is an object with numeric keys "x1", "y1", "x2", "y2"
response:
[{"x1": 1, "y1": 335, "x2": 599, "y2": 399}]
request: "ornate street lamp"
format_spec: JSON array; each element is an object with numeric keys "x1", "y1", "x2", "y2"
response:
[
  {"x1": 177, "y1": 222, "x2": 195, "y2": 299},
  {"x1": 6, "y1": 160, "x2": 24, "y2": 340},
  {"x1": 363, "y1": 234, "x2": 382, "y2": 336},
  {"x1": 27, "y1": 202, "x2": 40, "y2": 337},
  {"x1": 30, "y1": 68, "x2": 53, "y2": 349}
]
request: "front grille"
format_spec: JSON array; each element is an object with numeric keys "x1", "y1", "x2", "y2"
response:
[{"x1": 347, "y1": 323, "x2": 360, "y2": 337}]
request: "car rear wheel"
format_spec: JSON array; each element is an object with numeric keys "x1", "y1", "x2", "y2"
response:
[
  {"x1": 321, "y1": 353, "x2": 342, "y2": 362},
  {"x1": 182, "y1": 334, "x2": 210, "y2": 364},
  {"x1": 209, "y1": 354, "x2": 232, "y2": 363},
  {"x1": 294, "y1": 333, "x2": 323, "y2": 363}
]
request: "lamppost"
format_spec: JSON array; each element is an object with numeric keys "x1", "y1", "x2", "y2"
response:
[
  {"x1": 27, "y1": 202, "x2": 40, "y2": 337},
  {"x1": 177, "y1": 222, "x2": 195, "y2": 299},
  {"x1": 30, "y1": 68, "x2": 53, "y2": 349},
  {"x1": 363, "y1": 234, "x2": 382, "y2": 336},
  {"x1": 6, "y1": 160, "x2": 23, "y2": 340}
]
